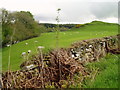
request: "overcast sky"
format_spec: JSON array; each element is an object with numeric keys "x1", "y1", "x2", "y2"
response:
[{"x1": 0, "y1": 0, "x2": 119, "y2": 24}]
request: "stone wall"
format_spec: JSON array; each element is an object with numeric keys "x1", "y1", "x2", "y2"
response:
[
  {"x1": 69, "y1": 34, "x2": 119, "y2": 63},
  {"x1": 20, "y1": 34, "x2": 119, "y2": 69},
  {"x1": 2, "y1": 34, "x2": 120, "y2": 88}
]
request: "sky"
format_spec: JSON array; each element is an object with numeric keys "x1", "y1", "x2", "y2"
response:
[{"x1": 0, "y1": 0, "x2": 119, "y2": 24}]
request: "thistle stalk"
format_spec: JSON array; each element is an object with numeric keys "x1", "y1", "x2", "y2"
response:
[
  {"x1": 56, "y1": 8, "x2": 61, "y2": 81},
  {"x1": 56, "y1": 8, "x2": 61, "y2": 48}
]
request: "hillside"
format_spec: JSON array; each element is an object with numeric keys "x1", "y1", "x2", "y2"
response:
[{"x1": 2, "y1": 21, "x2": 118, "y2": 71}]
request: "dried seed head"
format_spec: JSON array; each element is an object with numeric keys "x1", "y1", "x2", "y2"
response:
[{"x1": 57, "y1": 8, "x2": 61, "y2": 11}]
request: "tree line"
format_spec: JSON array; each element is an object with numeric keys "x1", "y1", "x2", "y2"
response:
[
  {"x1": 1, "y1": 9, "x2": 46, "y2": 47},
  {"x1": 0, "y1": 9, "x2": 82, "y2": 47}
]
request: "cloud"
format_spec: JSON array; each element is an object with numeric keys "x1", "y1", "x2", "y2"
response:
[
  {"x1": 0, "y1": 0, "x2": 118, "y2": 24},
  {"x1": 89, "y1": 2, "x2": 118, "y2": 19},
  {"x1": 35, "y1": 2, "x2": 118, "y2": 23}
]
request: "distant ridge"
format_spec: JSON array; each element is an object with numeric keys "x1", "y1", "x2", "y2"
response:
[{"x1": 39, "y1": 20, "x2": 118, "y2": 25}]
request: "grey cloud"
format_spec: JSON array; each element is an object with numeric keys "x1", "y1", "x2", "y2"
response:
[
  {"x1": 89, "y1": 2, "x2": 118, "y2": 19},
  {"x1": 34, "y1": 2, "x2": 118, "y2": 23},
  {"x1": 34, "y1": 15, "x2": 54, "y2": 21}
]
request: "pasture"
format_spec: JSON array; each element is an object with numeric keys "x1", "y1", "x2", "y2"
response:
[
  {"x1": 84, "y1": 54, "x2": 119, "y2": 88},
  {"x1": 69, "y1": 53, "x2": 119, "y2": 88},
  {"x1": 2, "y1": 21, "x2": 118, "y2": 71}
]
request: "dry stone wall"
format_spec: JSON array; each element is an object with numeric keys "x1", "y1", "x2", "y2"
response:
[
  {"x1": 69, "y1": 34, "x2": 119, "y2": 63},
  {"x1": 2, "y1": 34, "x2": 120, "y2": 88},
  {"x1": 20, "y1": 34, "x2": 119, "y2": 68}
]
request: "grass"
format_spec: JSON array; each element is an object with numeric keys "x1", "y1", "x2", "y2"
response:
[
  {"x1": 2, "y1": 21, "x2": 118, "y2": 71},
  {"x1": 82, "y1": 53, "x2": 119, "y2": 88}
]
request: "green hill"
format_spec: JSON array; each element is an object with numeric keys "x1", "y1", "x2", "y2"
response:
[{"x1": 2, "y1": 21, "x2": 118, "y2": 71}]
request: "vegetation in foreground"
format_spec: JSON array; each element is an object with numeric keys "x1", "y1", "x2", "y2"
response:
[
  {"x1": 1, "y1": 8, "x2": 119, "y2": 89},
  {"x1": 70, "y1": 53, "x2": 119, "y2": 88},
  {"x1": 85, "y1": 53, "x2": 119, "y2": 88},
  {"x1": 2, "y1": 21, "x2": 118, "y2": 71}
]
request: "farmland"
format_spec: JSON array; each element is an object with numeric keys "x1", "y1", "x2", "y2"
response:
[{"x1": 2, "y1": 21, "x2": 118, "y2": 71}]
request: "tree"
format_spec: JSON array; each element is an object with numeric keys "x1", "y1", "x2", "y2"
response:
[
  {"x1": 2, "y1": 9, "x2": 13, "y2": 46},
  {"x1": 1, "y1": 9, "x2": 45, "y2": 47}
]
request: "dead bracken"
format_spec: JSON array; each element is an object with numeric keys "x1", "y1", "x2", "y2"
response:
[{"x1": 2, "y1": 34, "x2": 120, "y2": 88}]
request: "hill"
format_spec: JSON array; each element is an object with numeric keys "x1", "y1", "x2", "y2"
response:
[{"x1": 2, "y1": 21, "x2": 118, "y2": 71}]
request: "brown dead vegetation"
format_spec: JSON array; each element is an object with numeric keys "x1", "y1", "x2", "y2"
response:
[{"x1": 2, "y1": 34, "x2": 120, "y2": 88}]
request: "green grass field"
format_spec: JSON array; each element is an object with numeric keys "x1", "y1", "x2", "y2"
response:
[
  {"x1": 70, "y1": 53, "x2": 119, "y2": 88},
  {"x1": 83, "y1": 53, "x2": 119, "y2": 88},
  {"x1": 2, "y1": 21, "x2": 118, "y2": 71}
]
